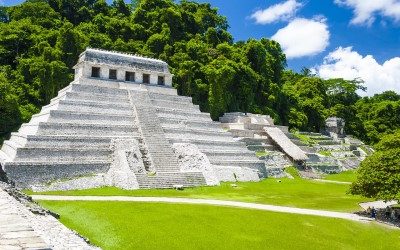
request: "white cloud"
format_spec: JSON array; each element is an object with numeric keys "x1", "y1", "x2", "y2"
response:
[
  {"x1": 314, "y1": 47, "x2": 400, "y2": 96},
  {"x1": 335, "y1": 0, "x2": 400, "y2": 25},
  {"x1": 250, "y1": 0, "x2": 302, "y2": 24},
  {"x1": 271, "y1": 17, "x2": 330, "y2": 59}
]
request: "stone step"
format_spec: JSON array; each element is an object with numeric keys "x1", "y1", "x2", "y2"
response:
[
  {"x1": 284, "y1": 133, "x2": 297, "y2": 139},
  {"x1": 201, "y1": 149, "x2": 256, "y2": 156},
  {"x1": 156, "y1": 111, "x2": 211, "y2": 122},
  {"x1": 163, "y1": 127, "x2": 231, "y2": 137},
  {"x1": 317, "y1": 140, "x2": 341, "y2": 145},
  {"x1": 229, "y1": 129, "x2": 260, "y2": 138},
  {"x1": 210, "y1": 159, "x2": 266, "y2": 173},
  {"x1": 135, "y1": 172, "x2": 205, "y2": 189},
  {"x1": 245, "y1": 123, "x2": 269, "y2": 131},
  {"x1": 208, "y1": 154, "x2": 259, "y2": 162},
  {"x1": 298, "y1": 131, "x2": 322, "y2": 136},
  {"x1": 42, "y1": 99, "x2": 132, "y2": 115},
  {"x1": 299, "y1": 146, "x2": 317, "y2": 153},
  {"x1": 161, "y1": 123, "x2": 225, "y2": 133},
  {"x1": 337, "y1": 158, "x2": 360, "y2": 170},
  {"x1": 159, "y1": 117, "x2": 222, "y2": 130},
  {"x1": 291, "y1": 139, "x2": 308, "y2": 146},
  {"x1": 63, "y1": 90, "x2": 129, "y2": 104},
  {"x1": 247, "y1": 144, "x2": 276, "y2": 151},
  {"x1": 47, "y1": 93, "x2": 131, "y2": 108},
  {"x1": 14, "y1": 148, "x2": 112, "y2": 162},
  {"x1": 8, "y1": 133, "x2": 135, "y2": 149},
  {"x1": 0, "y1": 150, "x2": 10, "y2": 163},
  {"x1": 168, "y1": 138, "x2": 240, "y2": 149},
  {"x1": 148, "y1": 92, "x2": 192, "y2": 103},
  {"x1": 155, "y1": 106, "x2": 208, "y2": 117},
  {"x1": 32, "y1": 122, "x2": 138, "y2": 136},
  {"x1": 151, "y1": 98, "x2": 200, "y2": 111},
  {"x1": 46, "y1": 110, "x2": 135, "y2": 125},
  {"x1": 202, "y1": 150, "x2": 258, "y2": 161},
  {"x1": 306, "y1": 163, "x2": 341, "y2": 174},
  {"x1": 50, "y1": 90, "x2": 68, "y2": 103},
  {"x1": 70, "y1": 83, "x2": 129, "y2": 97},
  {"x1": 168, "y1": 138, "x2": 247, "y2": 151},
  {"x1": 239, "y1": 137, "x2": 274, "y2": 145},
  {"x1": 57, "y1": 84, "x2": 73, "y2": 96},
  {"x1": 1, "y1": 140, "x2": 19, "y2": 159},
  {"x1": 3, "y1": 161, "x2": 110, "y2": 188},
  {"x1": 136, "y1": 176, "x2": 204, "y2": 182},
  {"x1": 165, "y1": 131, "x2": 234, "y2": 142},
  {"x1": 312, "y1": 136, "x2": 334, "y2": 141},
  {"x1": 137, "y1": 172, "x2": 205, "y2": 180}
]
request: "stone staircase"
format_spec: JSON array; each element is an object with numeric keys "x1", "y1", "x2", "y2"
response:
[
  {"x1": 148, "y1": 93, "x2": 266, "y2": 176},
  {"x1": 128, "y1": 90, "x2": 206, "y2": 188}
]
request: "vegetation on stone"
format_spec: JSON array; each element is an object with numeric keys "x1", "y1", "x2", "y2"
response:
[
  {"x1": 318, "y1": 150, "x2": 333, "y2": 157},
  {"x1": 324, "y1": 170, "x2": 357, "y2": 183}
]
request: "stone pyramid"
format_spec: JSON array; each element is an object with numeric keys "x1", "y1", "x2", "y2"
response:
[{"x1": 0, "y1": 48, "x2": 266, "y2": 190}]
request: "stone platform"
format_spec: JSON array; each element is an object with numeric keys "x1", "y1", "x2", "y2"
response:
[
  {"x1": 0, "y1": 184, "x2": 97, "y2": 249},
  {"x1": 219, "y1": 113, "x2": 293, "y2": 177}
]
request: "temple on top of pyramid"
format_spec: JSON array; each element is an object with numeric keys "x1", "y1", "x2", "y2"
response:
[
  {"x1": 0, "y1": 48, "x2": 266, "y2": 191},
  {"x1": 74, "y1": 48, "x2": 173, "y2": 86}
]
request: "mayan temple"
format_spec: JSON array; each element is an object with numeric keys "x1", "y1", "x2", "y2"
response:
[{"x1": 0, "y1": 48, "x2": 266, "y2": 190}]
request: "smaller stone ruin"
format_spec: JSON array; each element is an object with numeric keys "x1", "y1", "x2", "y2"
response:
[{"x1": 325, "y1": 117, "x2": 346, "y2": 140}]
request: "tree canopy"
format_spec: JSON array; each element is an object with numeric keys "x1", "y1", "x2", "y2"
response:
[
  {"x1": 0, "y1": 0, "x2": 399, "y2": 147},
  {"x1": 350, "y1": 130, "x2": 400, "y2": 202}
]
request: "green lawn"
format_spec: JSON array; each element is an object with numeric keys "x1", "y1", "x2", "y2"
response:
[
  {"x1": 255, "y1": 151, "x2": 268, "y2": 157},
  {"x1": 324, "y1": 170, "x2": 358, "y2": 183},
  {"x1": 318, "y1": 150, "x2": 333, "y2": 156},
  {"x1": 293, "y1": 132, "x2": 316, "y2": 146},
  {"x1": 29, "y1": 178, "x2": 370, "y2": 212},
  {"x1": 39, "y1": 201, "x2": 400, "y2": 250}
]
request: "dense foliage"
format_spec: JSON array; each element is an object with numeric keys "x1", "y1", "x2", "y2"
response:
[
  {"x1": 351, "y1": 130, "x2": 400, "y2": 201},
  {"x1": 0, "y1": 0, "x2": 399, "y2": 146}
]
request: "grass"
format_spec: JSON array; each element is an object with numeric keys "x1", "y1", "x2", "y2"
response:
[
  {"x1": 255, "y1": 151, "x2": 268, "y2": 157},
  {"x1": 39, "y1": 201, "x2": 400, "y2": 250},
  {"x1": 318, "y1": 150, "x2": 332, "y2": 157},
  {"x1": 293, "y1": 132, "x2": 317, "y2": 146},
  {"x1": 284, "y1": 166, "x2": 301, "y2": 178},
  {"x1": 29, "y1": 178, "x2": 371, "y2": 212},
  {"x1": 324, "y1": 170, "x2": 358, "y2": 183}
]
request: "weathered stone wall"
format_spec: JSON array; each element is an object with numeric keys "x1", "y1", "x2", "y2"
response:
[{"x1": 172, "y1": 143, "x2": 220, "y2": 186}]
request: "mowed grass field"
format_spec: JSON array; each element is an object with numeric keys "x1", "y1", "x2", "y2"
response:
[
  {"x1": 323, "y1": 170, "x2": 358, "y2": 183},
  {"x1": 31, "y1": 176, "x2": 368, "y2": 212},
  {"x1": 39, "y1": 201, "x2": 400, "y2": 250}
]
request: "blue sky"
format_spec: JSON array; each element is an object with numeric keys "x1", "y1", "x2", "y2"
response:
[{"x1": 2, "y1": 0, "x2": 400, "y2": 95}]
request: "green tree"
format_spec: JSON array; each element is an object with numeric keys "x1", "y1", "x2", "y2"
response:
[
  {"x1": 351, "y1": 130, "x2": 400, "y2": 201},
  {"x1": 204, "y1": 59, "x2": 235, "y2": 120},
  {"x1": 1, "y1": 0, "x2": 396, "y2": 146},
  {"x1": 354, "y1": 91, "x2": 400, "y2": 144},
  {"x1": 283, "y1": 76, "x2": 328, "y2": 131},
  {"x1": 56, "y1": 22, "x2": 87, "y2": 69},
  {"x1": 0, "y1": 70, "x2": 21, "y2": 142}
]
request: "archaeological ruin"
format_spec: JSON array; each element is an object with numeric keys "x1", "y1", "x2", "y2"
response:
[{"x1": 0, "y1": 48, "x2": 265, "y2": 190}]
